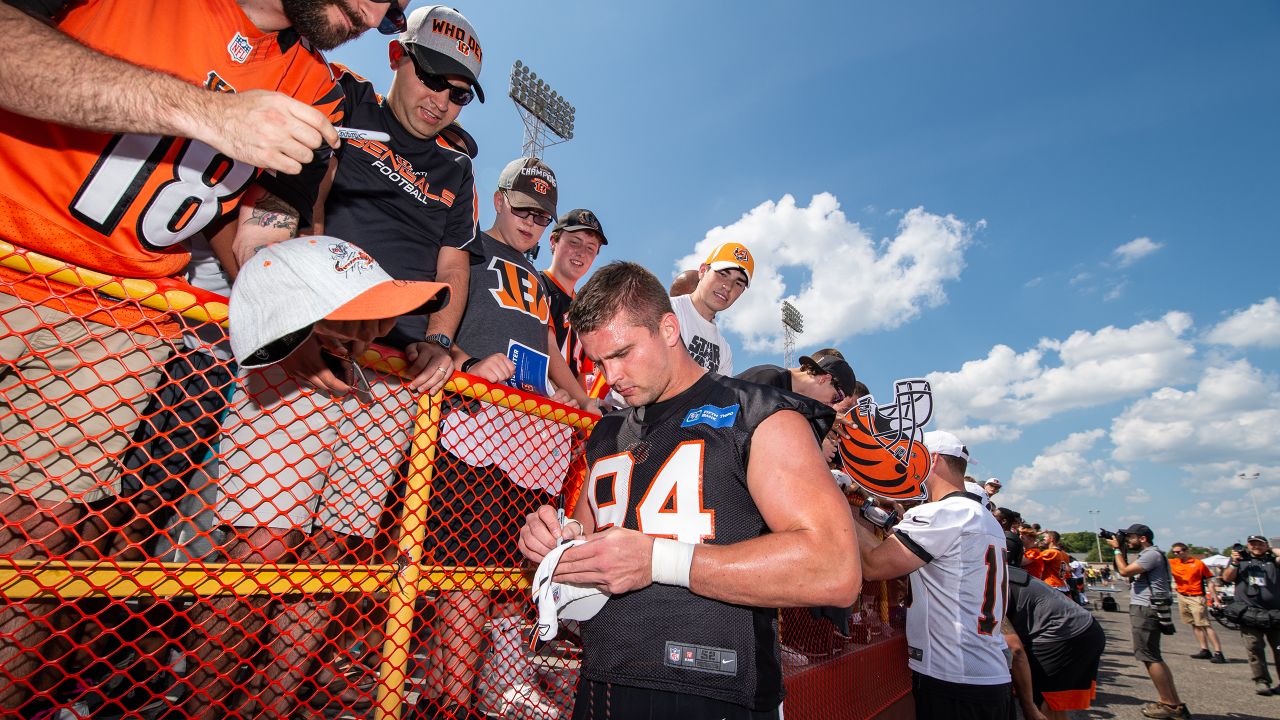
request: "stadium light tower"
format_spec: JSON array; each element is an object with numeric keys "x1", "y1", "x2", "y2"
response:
[
  {"x1": 509, "y1": 59, "x2": 576, "y2": 158},
  {"x1": 781, "y1": 301, "x2": 804, "y2": 368}
]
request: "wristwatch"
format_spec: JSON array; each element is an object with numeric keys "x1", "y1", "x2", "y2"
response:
[{"x1": 423, "y1": 333, "x2": 453, "y2": 349}]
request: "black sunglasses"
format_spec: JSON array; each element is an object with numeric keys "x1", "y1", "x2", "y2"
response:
[
  {"x1": 373, "y1": 0, "x2": 407, "y2": 35},
  {"x1": 510, "y1": 206, "x2": 553, "y2": 226},
  {"x1": 406, "y1": 54, "x2": 475, "y2": 107}
]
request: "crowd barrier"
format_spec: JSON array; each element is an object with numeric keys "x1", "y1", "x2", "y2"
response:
[{"x1": 0, "y1": 247, "x2": 910, "y2": 719}]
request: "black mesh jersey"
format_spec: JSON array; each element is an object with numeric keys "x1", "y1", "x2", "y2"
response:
[
  {"x1": 323, "y1": 66, "x2": 481, "y2": 348},
  {"x1": 541, "y1": 270, "x2": 587, "y2": 378},
  {"x1": 578, "y1": 373, "x2": 833, "y2": 710}
]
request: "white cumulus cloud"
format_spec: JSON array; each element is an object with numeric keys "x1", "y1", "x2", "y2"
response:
[
  {"x1": 1004, "y1": 429, "x2": 1130, "y2": 501},
  {"x1": 928, "y1": 313, "x2": 1196, "y2": 428},
  {"x1": 1205, "y1": 297, "x2": 1280, "y2": 348},
  {"x1": 1110, "y1": 359, "x2": 1280, "y2": 465},
  {"x1": 674, "y1": 193, "x2": 976, "y2": 352},
  {"x1": 1113, "y1": 236, "x2": 1163, "y2": 267}
]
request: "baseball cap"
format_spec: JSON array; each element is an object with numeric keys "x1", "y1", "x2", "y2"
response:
[
  {"x1": 984, "y1": 477, "x2": 1002, "y2": 489},
  {"x1": 497, "y1": 156, "x2": 558, "y2": 217},
  {"x1": 703, "y1": 241, "x2": 754, "y2": 285},
  {"x1": 1247, "y1": 534, "x2": 1269, "y2": 544},
  {"x1": 400, "y1": 6, "x2": 484, "y2": 102},
  {"x1": 552, "y1": 208, "x2": 608, "y2": 245},
  {"x1": 532, "y1": 539, "x2": 609, "y2": 642},
  {"x1": 798, "y1": 354, "x2": 856, "y2": 397},
  {"x1": 1121, "y1": 523, "x2": 1154, "y2": 540},
  {"x1": 229, "y1": 236, "x2": 450, "y2": 368},
  {"x1": 923, "y1": 430, "x2": 970, "y2": 461}
]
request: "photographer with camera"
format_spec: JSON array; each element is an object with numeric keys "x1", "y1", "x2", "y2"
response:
[
  {"x1": 1106, "y1": 523, "x2": 1190, "y2": 719},
  {"x1": 1221, "y1": 535, "x2": 1280, "y2": 696}
]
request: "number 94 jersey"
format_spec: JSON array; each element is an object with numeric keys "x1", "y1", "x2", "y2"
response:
[{"x1": 577, "y1": 373, "x2": 833, "y2": 711}]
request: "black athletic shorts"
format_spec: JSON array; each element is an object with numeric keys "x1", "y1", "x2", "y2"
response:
[
  {"x1": 1130, "y1": 604, "x2": 1163, "y2": 663},
  {"x1": 424, "y1": 450, "x2": 549, "y2": 567},
  {"x1": 572, "y1": 680, "x2": 780, "y2": 720},
  {"x1": 911, "y1": 672, "x2": 1011, "y2": 720},
  {"x1": 1029, "y1": 618, "x2": 1106, "y2": 710}
]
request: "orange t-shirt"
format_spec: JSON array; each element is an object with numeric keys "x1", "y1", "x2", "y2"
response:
[
  {"x1": 1170, "y1": 557, "x2": 1212, "y2": 596},
  {"x1": 1022, "y1": 547, "x2": 1044, "y2": 579},
  {"x1": 1039, "y1": 548, "x2": 1069, "y2": 588},
  {"x1": 0, "y1": 0, "x2": 342, "y2": 328}
]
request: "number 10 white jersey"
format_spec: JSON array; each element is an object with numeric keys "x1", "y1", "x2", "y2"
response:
[{"x1": 894, "y1": 493, "x2": 1012, "y2": 686}]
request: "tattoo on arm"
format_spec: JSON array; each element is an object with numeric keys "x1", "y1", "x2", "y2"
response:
[{"x1": 245, "y1": 192, "x2": 300, "y2": 235}]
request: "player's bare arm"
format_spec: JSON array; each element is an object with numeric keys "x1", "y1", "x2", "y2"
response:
[
  {"x1": 545, "y1": 335, "x2": 592, "y2": 410},
  {"x1": 1003, "y1": 620, "x2": 1048, "y2": 720},
  {"x1": 855, "y1": 519, "x2": 927, "y2": 581},
  {"x1": 0, "y1": 5, "x2": 337, "y2": 175},
  {"x1": 554, "y1": 409, "x2": 860, "y2": 608}
]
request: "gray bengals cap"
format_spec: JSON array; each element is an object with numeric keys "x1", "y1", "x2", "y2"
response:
[
  {"x1": 400, "y1": 6, "x2": 485, "y2": 102},
  {"x1": 497, "y1": 157, "x2": 558, "y2": 217}
]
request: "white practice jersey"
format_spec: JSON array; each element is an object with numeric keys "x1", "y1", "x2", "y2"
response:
[
  {"x1": 895, "y1": 491, "x2": 1011, "y2": 685},
  {"x1": 671, "y1": 294, "x2": 734, "y2": 376}
]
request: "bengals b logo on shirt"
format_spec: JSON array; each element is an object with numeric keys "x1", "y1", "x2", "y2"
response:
[{"x1": 488, "y1": 257, "x2": 549, "y2": 323}]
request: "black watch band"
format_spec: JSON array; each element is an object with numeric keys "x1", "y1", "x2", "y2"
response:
[
  {"x1": 461, "y1": 357, "x2": 480, "y2": 374},
  {"x1": 424, "y1": 333, "x2": 453, "y2": 349}
]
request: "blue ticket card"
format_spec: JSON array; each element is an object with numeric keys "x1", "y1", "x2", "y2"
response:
[{"x1": 507, "y1": 340, "x2": 551, "y2": 396}]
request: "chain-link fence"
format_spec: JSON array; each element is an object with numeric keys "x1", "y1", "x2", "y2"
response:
[{"x1": 1, "y1": 246, "x2": 910, "y2": 719}]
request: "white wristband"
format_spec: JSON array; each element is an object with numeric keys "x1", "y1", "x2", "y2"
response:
[{"x1": 651, "y1": 538, "x2": 695, "y2": 587}]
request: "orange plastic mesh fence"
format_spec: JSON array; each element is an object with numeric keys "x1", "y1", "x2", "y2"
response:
[{"x1": 0, "y1": 262, "x2": 909, "y2": 720}]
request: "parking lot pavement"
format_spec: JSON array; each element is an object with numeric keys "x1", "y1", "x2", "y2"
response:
[{"x1": 1065, "y1": 585, "x2": 1278, "y2": 720}]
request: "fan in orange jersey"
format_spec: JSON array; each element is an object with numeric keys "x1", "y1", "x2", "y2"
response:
[
  {"x1": 1021, "y1": 525, "x2": 1046, "y2": 579},
  {"x1": 1039, "y1": 531, "x2": 1072, "y2": 593},
  {"x1": 0, "y1": 0, "x2": 404, "y2": 711}
]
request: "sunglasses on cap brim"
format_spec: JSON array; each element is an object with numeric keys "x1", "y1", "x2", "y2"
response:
[{"x1": 373, "y1": 0, "x2": 407, "y2": 35}]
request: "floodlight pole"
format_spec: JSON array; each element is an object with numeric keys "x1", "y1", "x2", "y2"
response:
[
  {"x1": 1088, "y1": 509, "x2": 1103, "y2": 564},
  {"x1": 781, "y1": 301, "x2": 804, "y2": 368},
  {"x1": 509, "y1": 59, "x2": 576, "y2": 158}
]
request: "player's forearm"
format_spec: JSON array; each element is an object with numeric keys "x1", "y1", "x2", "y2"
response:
[
  {"x1": 0, "y1": 5, "x2": 215, "y2": 139},
  {"x1": 689, "y1": 528, "x2": 860, "y2": 608}
]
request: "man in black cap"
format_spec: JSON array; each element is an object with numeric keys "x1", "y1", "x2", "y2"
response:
[
  {"x1": 1108, "y1": 523, "x2": 1190, "y2": 719},
  {"x1": 542, "y1": 209, "x2": 608, "y2": 390},
  {"x1": 737, "y1": 353, "x2": 855, "y2": 408},
  {"x1": 1222, "y1": 534, "x2": 1280, "y2": 696}
]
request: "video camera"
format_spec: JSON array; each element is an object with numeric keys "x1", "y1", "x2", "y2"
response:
[{"x1": 1098, "y1": 528, "x2": 1126, "y2": 542}]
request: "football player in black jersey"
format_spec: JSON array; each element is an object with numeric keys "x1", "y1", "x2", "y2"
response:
[{"x1": 519, "y1": 262, "x2": 859, "y2": 720}]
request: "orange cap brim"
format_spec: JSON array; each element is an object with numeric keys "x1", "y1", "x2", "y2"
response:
[{"x1": 325, "y1": 280, "x2": 451, "y2": 321}]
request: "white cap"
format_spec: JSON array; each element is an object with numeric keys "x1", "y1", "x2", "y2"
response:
[
  {"x1": 984, "y1": 477, "x2": 1002, "y2": 488},
  {"x1": 229, "y1": 236, "x2": 450, "y2": 368},
  {"x1": 923, "y1": 430, "x2": 969, "y2": 461},
  {"x1": 532, "y1": 539, "x2": 609, "y2": 642}
]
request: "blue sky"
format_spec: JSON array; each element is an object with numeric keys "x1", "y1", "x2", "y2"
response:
[{"x1": 332, "y1": 1, "x2": 1280, "y2": 548}]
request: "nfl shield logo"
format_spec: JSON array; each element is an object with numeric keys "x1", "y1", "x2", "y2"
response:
[
  {"x1": 227, "y1": 32, "x2": 253, "y2": 64},
  {"x1": 668, "y1": 646, "x2": 680, "y2": 663}
]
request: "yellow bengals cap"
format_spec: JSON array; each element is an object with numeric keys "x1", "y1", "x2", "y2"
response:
[{"x1": 703, "y1": 241, "x2": 754, "y2": 286}]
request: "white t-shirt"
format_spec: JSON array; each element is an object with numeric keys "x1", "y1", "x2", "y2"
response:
[
  {"x1": 895, "y1": 492, "x2": 1012, "y2": 686},
  {"x1": 671, "y1": 294, "x2": 733, "y2": 375}
]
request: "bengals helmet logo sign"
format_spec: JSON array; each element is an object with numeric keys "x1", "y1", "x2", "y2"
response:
[
  {"x1": 733, "y1": 246, "x2": 750, "y2": 263},
  {"x1": 837, "y1": 379, "x2": 933, "y2": 502},
  {"x1": 531, "y1": 178, "x2": 550, "y2": 195}
]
